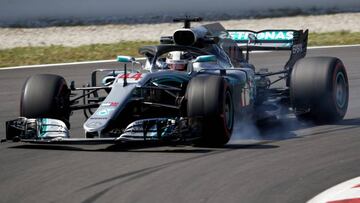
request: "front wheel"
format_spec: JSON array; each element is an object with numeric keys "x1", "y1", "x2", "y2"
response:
[
  {"x1": 20, "y1": 74, "x2": 71, "y2": 127},
  {"x1": 186, "y1": 75, "x2": 234, "y2": 146}
]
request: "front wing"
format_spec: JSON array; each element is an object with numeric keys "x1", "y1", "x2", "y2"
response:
[{"x1": 5, "y1": 117, "x2": 197, "y2": 145}]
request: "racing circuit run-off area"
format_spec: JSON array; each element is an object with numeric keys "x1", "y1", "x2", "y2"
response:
[{"x1": 0, "y1": 17, "x2": 360, "y2": 203}]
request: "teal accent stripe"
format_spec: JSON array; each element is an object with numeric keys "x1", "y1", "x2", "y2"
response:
[{"x1": 39, "y1": 118, "x2": 48, "y2": 138}]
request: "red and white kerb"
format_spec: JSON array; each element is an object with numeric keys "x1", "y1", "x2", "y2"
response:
[{"x1": 308, "y1": 177, "x2": 360, "y2": 203}]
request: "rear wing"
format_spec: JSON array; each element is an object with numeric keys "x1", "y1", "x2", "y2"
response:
[
  {"x1": 227, "y1": 29, "x2": 308, "y2": 73},
  {"x1": 226, "y1": 29, "x2": 308, "y2": 51}
]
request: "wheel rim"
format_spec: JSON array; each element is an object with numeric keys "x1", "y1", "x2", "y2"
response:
[
  {"x1": 224, "y1": 91, "x2": 234, "y2": 130},
  {"x1": 335, "y1": 72, "x2": 347, "y2": 108}
]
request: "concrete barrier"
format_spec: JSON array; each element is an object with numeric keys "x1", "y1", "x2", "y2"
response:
[{"x1": 0, "y1": 0, "x2": 359, "y2": 26}]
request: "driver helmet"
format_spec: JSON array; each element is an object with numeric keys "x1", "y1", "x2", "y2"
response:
[{"x1": 166, "y1": 51, "x2": 189, "y2": 71}]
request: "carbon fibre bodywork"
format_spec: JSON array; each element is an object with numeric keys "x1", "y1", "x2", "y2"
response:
[
  {"x1": 83, "y1": 67, "x2": 254, "y2": 138},
  {"x1": 5, "y1": 18, "x2": 311, "y2": 145}
]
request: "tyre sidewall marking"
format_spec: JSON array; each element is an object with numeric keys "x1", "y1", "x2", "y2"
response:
[{"x1": 221, "y1": 82, "x2": 233, "y2": 138}]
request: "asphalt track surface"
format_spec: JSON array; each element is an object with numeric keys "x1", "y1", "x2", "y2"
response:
[{"x1": 0, "y1": 46, "x2": 359, "y2": 203}]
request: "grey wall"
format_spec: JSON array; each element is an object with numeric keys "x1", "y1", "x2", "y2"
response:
[{"x1": 0, "y1": 0, "x2": 359, "y2": 26}]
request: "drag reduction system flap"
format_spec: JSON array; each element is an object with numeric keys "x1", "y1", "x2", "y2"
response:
[{"x1": 227, "y1": 29, "x2": 308, "y2": 51}]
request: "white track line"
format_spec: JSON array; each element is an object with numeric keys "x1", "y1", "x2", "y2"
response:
[
  {"x1": 0, "y1": 59, "x2": 117, "y2": 70},
  {"x1": 1, "y1": 44, "x2": 359, "y2": 71},
  {"x1": 308, "y1": 44, "x2": 360, "y2": 49}
]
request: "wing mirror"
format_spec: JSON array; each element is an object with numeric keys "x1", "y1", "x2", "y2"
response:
[
  {"x1": 193, "y1": 55, "x2": 217, "y2": 63},
  {"x1": 116, "y1": 55, "x2": 139, "y2": 87},
  {"x1": 190, "y1": 55, "x2": 217, "y2": 72},
  {"x1": 117, "y1": 55, "x2": 135, "y2": 63},
  {"x1": 117, "y1": 55, "x2": 143, "y2": 69}
]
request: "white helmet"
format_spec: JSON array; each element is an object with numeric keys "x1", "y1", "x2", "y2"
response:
[{"x1": 166, "y1": 51, "x2": 189, "y2": 71}]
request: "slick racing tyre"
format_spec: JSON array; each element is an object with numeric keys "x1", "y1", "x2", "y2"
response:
[
  {"x1": 20, "y1": 74, "x2": 71, "y2": 127},
  {"x1": 187, "y1": 75, "x2": 234, "y2": 146},
  {"x1": 290, "y1": 57, "x2": 349, "y2": 123}
]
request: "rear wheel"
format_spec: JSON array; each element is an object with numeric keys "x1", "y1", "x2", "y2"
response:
[
  {"x1": 20, "y1": 74, "x2": 71, "y2": 127},
  {"x1": 186, "y1": 75, "x2": 234, "y2": 146},
  {"x1": 290, "y1": 57, "x2": 349, "y2": 123}
]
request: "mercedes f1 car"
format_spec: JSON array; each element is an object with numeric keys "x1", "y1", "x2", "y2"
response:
[{"x1": 5, "y1": 17, "x2": 349, "y2": 146}]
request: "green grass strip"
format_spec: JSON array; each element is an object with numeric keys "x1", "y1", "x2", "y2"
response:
[
  {"x1": 0, "y1": 41, "x2": 156, "y2": 68},
  {"x1": 0, "y1": 32, "x2": 359, "y2": 68},
  {"x1": 308, "y1": 31, "x2": 360, "y2": 46}
]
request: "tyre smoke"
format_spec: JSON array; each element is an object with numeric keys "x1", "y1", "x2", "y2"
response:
[
  {"x1": 228, "y1": 118, "x2": 262, "y2": 145},
  {"x1": 228, "y1": 111, "x2": 303, "y2": 145}
]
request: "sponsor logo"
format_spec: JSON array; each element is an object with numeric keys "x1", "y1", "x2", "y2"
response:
[
  {"x1": 229, "y1": 31, "x2": 294, "y2": 41},
  {"x1": 117, "y1": 73, "x2": 143, "y2": 80},
  {"x1": 96, "y1": 108, "x2": 115, "y2": 116},
  {"x1": 101, "y1": 102, "x2": 119, "y2": 107}
]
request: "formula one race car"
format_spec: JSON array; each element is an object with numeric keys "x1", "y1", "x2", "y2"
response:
[{"x1": 5, "y1": 17, "x2": 349, "y2": 146}]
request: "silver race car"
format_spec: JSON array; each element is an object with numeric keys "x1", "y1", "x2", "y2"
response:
[{"x1": 5, "y1": 17, "x2": 349, "y2": 146}]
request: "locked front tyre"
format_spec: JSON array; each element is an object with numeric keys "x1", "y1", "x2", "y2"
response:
[
  {"x1": 290, "y1": 57, "x2": 349, "y2": 123},
  {"x1": 186, "y1": 75, "x2": 234, "y2": 146}
]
